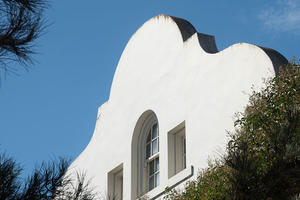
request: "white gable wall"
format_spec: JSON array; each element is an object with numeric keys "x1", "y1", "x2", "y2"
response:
[{"x1": 69, "y1": 15, "x2": 287, "y2": 200}]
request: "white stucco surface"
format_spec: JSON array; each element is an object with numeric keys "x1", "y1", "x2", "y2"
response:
[{"x1": 69, "y1": 15, "x2": 287, "y2": 200}]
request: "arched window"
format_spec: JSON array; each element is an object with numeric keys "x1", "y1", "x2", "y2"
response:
[
  {"x1": 133, "y1": 112, "x2": 159, "y2": 195},
  {"x1": 131, "y1": 111, "x2": 160, "y2": 198}
]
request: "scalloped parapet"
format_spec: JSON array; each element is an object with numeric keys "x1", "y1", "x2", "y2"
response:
[{"x1": 69, "y1": 15, "x2": 288, "y2": 200}]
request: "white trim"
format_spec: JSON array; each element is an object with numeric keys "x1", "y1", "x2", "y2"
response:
[{"x1": 168, "y1": 121, "x2": 186, "y2": 178}]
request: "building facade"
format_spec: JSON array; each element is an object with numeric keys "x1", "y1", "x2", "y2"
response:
[{"x1": 69, "y1": 15, "x2": 287, "y2": 200}]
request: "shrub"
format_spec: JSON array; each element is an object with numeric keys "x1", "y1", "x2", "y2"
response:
[{"x1": 166, "y1": 59, "x2": 300, "y2": 200}]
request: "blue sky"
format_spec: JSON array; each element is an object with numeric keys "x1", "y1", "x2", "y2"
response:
[{"x1": 1, "y1": 0, "x2": 300, "y2": 177}]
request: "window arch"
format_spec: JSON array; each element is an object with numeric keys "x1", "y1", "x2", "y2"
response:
[{"x1": 131, "y1": 111, "x2": 160, "y2": 198}]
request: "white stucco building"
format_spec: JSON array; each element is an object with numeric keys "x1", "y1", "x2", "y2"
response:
[{"x1": 70, "y1": 15, "x2": 287, "y2": 200}]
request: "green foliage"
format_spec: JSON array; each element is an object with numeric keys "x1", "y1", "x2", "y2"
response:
[
  {"x1": 165, "y1": 161, "x2": 232, "y2": 200},
  {"x1": 227, "y1": 59, "x2": 300, "y2": 199},
  {"x1": 165, "y1": 59, "x2": 300, "y2": 200}
]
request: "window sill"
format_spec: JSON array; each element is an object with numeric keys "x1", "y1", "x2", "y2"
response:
[
  {"x1": 167, "y1": 165, "x2": 194, "y2": 190},
  {"x1": 138, "y1": 165, "x2": 194, "y2": 200}
]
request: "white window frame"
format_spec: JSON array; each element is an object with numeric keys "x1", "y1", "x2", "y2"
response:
[
  {"x1": 168, "y1": 121, "x2": 186, "y2": 178},
  {"x1": 137, "y1": 113, "x2": 159, "y2": 195},
  {"x1": 107, "y1": 164, "x2": 123, "y2": 200}
]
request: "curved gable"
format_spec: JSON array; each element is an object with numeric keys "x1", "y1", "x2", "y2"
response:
[{"x1": 70, "y1": 15, "x2": 287, "y2": 200}]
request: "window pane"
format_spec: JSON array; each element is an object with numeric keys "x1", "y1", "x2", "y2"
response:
[
  {"x1": 149, "y1": 176, "x2": 154, "y2": 191},
  {"x1": 155, "y1": 157, "x2": 159, "y2": 171},
  {"x1": 152, "y1": 124, "x2": 158, "y2": 139},
  {"x1": 146, "y1": 144, "x2": 151, "y2": 159},
  {"x1": 155, "y1": 172, "x2": 160, "y2": 187},
  {"x1": 146, "y1": 132, "x2": 151, "y2": 143},
  {"x1": 149, "y1": 160, "x2": 154, "y2": 175},
  {"x1": 152, "y1": 139, "x2": 158, "y2": 155}
]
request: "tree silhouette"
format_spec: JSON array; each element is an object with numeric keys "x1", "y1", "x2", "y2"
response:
[
  {"x1": 0, "y1": 0, "x2": 48, "y2": 79},
  {"x1": 0, "y1": 153, "x2": 98, "y2": 200}
]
